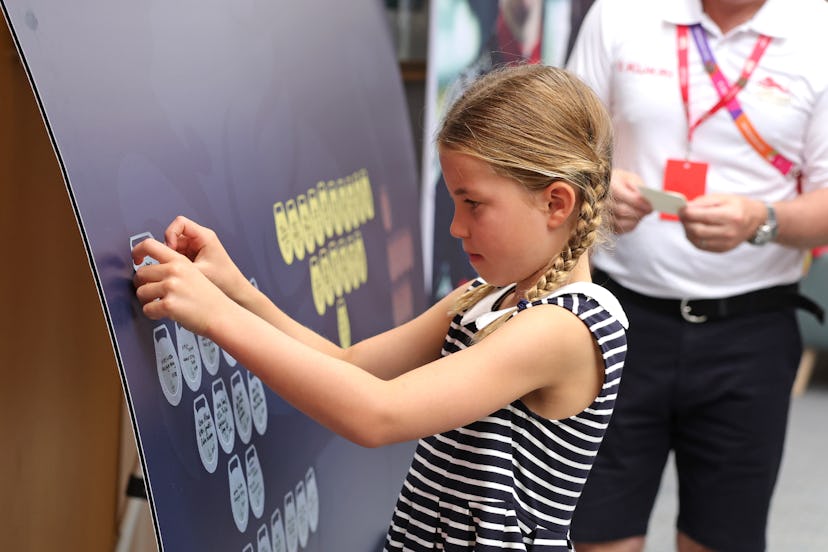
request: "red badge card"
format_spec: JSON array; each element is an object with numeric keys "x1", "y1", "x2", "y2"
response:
[{"x1": 661, "y1": 159, "x2": 708, "y2": 220}]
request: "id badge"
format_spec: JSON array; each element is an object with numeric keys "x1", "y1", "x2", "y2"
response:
[{"x1": 661, "y1": 159, "x2": 708, "y2": 221}]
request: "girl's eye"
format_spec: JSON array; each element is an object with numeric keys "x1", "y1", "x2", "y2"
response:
[{"x1": 464, "y1": 199, "x2": 480, "y2": 209}]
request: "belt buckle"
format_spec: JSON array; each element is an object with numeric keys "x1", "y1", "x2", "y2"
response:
[{"x1": 680, "y1": 299, "x2": 708, "y2": 323}]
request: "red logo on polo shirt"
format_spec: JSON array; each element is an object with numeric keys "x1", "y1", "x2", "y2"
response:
[{"x1": 757, "y1": 76, "x2": 789, "y2": 94}]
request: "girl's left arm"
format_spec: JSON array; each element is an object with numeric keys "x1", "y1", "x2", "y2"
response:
[{"x1": 133, "y1": 239, "x2": 598, "y2": 447}]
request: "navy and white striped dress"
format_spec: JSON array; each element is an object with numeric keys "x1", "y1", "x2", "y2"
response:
[{"x1": 384, "y1": 279, "x2": 628, "y2": 551}]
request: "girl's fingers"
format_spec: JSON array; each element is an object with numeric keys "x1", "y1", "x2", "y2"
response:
[{"x1": 135, "y1": 281, "x2": 166, "y2": 306}]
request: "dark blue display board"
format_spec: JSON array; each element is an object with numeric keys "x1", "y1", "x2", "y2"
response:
[{"x1": 1, "y1": 2, "x2": 424, "y2": 550}]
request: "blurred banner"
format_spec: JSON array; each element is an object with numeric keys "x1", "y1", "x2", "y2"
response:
[
  {"x1": 1, "y1": 1, "x2": 424, "y2": 550},
  {"x1": 420, "y1": 0, "x2": 594, "y2": 303}
]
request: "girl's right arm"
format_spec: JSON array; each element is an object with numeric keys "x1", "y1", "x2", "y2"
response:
[{"x1": 159, "y1": 216, "x2": 459, "y2": 380}]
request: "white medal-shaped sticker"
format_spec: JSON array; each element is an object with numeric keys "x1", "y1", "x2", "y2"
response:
[
  {"x1": 230, "y1": 370, "x2": 253, "y2": 445},
  {"x1": 176, "y1": 322, "x2": 202, "y2": 391},
  {"x1": 199, "y1": 335, "x2": 221, "y2": 375},
  {"x1": 270, "y1": 509, "x2": 287, "y2": 552},
  {"x1": 295, "y1": 480, "x2": 309, "y2": 548},
  {"x1": 305, "y1": 467, "x2": 319, "y2": 533},
  {"x1": 257, "y1": 524, "x2": 273, "y2": 552},
  {"x1": 222, "y1": 348, "x2": 238, "y2": 368},
  {"x1": 153, "y1": 325, "x2": 182, "y2": 406},
  {"x1": 245, "y1": 445, "x2": 266, "y2": 519},
  {"x1": 193, "y1": 394, "x2": 218, "y2": 473},
  {"x1": 228, "y1": 454, "x2": 249, "y2": 532},
  {"x1": 129, "y1": 231, "x2": 159, "y2": 271},
  {"x1": 283, "y1": 491, "x2": 299, "y2": 552},
  {"x1": 247, "y1": 372, "x2": 268, "y2": 436},
  {"x1": 212, "y1": 378, "x2": 236, "y2": 454}
]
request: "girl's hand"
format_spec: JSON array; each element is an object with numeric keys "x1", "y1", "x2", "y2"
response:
[
  {"x1": 132, "y1": 238, "x2": 234, "y2": 336},
  {"x1": 164, "y1": 216, "x2": 250, "y2": 302},
  {"x1": 609, "y1": 169, "x2": 653, "y2": 234}
]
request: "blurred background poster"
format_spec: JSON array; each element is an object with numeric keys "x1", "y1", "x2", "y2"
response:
[{"x1": 421, "y1": 0, "x2": 594, "y2": 302}]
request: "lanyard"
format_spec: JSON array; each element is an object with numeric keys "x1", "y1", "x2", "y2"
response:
[{"x1": 677, "y1": 24, "x2": 796, "y2": 176}]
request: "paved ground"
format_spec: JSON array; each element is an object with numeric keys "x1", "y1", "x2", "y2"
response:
[{"x1": 645, "y1": 356, "x2": 828, "y2": 551}]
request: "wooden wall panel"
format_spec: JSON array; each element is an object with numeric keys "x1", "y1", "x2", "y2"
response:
[{"x1": 0, "y1": 20, "x2": 124, "y2": 552}]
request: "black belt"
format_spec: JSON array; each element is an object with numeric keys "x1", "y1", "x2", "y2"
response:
[{"x1": 593, "y1": 270, "x2": 825, "y2": 324}]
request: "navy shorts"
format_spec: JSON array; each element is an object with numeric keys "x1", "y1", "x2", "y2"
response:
[{"x1": 570, "y1": 278, "x2": 802, "y2": 552}]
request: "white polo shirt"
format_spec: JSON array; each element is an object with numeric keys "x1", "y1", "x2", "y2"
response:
[{"x1": 567, "y1": 0, "x2": 828, "y2": 299}]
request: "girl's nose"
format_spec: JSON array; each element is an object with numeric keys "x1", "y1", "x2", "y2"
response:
[{"x1": 449, "y1": 210, "x2": 469, "y2": 239}]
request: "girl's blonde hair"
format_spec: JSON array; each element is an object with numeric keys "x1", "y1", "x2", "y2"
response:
[{"x1": 437, "y1": 64, "x2": 613, "y2": 339}]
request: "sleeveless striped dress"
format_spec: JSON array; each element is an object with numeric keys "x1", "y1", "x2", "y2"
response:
[{"x1": 384, "y1": 280, "x2": 628, "y2": 551}]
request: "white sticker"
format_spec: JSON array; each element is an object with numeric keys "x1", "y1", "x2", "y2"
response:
[
  {"x1": 129, "y1": 231, "x2": 158, "y2": 271},
  {"x1": 223, "y1": 348, "x2": 238, "y2": 367},
  {"x1": 231, "y1": 370, "x2": 253, "y2": 445},
  {"x1": 199, "y1": 335, "x2": 221, "y2": 375},
  {"x1": 176, "y1": 323, "x2": 202, "y2": 392},
  {"x1": 242, "y1": 544, "x2": 254, "y2": 552},
  {"x1": 154, "y1": 325, "x2": 182, "y2": 406},
  {"x1": 257, "y1": 524, "x2": 273, "y2": 552},
  {"x1": 305, "y1": 467, "x2": 319, "y2": 533},
  {"x1": 270, "y1": 509, "x2": 287, "y2": 552},
  {"x1": 212, "y1": 378, "x2": 236, "y2": 454},
  {"x1": 295, "y1": 480, "x2": 309, "y2": 548},
  {"x1": 228, "y1": 455, "x2": 249, "y2": 533},
  {"x1": 246, "y1": 445, "x2": 266, "y2": 519},
  {"x1": 284, "y1": 491, "x2": 299, "y2": 552},
  {"x1": 248, "y1": 372, "x2": 268, "y2": 436},
  {"x1": 193, "y1": 395, "x2": 218, "y2": 474}
]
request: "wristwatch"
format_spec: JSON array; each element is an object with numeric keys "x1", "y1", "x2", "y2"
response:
[{"x1": 748, "y1": 203, "x2": 778, "y2": 245}]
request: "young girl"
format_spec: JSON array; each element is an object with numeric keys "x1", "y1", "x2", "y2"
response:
[{"x1": 132, "y1": 64, "x2": 627, "y2": 551}]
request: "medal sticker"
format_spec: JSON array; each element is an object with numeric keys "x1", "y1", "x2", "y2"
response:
[
  {"x1": 297, "y1": 194, "x2": 315, "y2": 255},
  {"x1": 154, "y1": 325, "x2": 183, "y2": 406},
  {"x1": 228, "y1": 454, "x2": 250, "y2": 533},
  {"x1": 295, "y1": 480, "x2": 309, "y2": 548},
  {"x1": 273, "y1": 202, "x2": 294, "y2": 266},
  {"x1": 231, "y1": 370, "x2": 253, "y2": 445},
  {"x1": 245, "y1": 445, "x2": 266, "y2": 519},
  {"x1": 199, "y1": 335, "x2": 221, "y2": 375},
  {"x1": 286, "y1": 199, "x2": 304, "y2": 262},
  {"x1": 212, "y1": 378, "x2": 236, "y2": 454},
  {"x1": 193, "y1": 394, "x2": 218, "y2": 474},
  {"x1": 257, "y1": 524, "x2": 273, "y2": 552},
  {"x1": 223, "y1": 348, "x2": 238, "y2": 368},
  {"x1": 661, "y1": 159, "x2": 708, "y2": 221},
  {"x1": 310, "y1": 255, "x2": 325, "y2": 316},
  {"x1": 283, "y1": 491, "x2": 299, "y2": 552},
  {"x1": 304, "y1": 467, "x2": 319, "y2": 533},
  {"x1": 271, "y1": 509, "x2": 287, "y2": 552},
  {"x1": 247, "y1": 371, "x2": 268, "y2": 436},
  {"x1": 129, "y1": 231, "x2": 159, "y2": 271},
  {"x1": 176, "y1": 323, "x2": 202, "y2": 392}
]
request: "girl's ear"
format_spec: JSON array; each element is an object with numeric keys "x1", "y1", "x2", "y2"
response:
[{"x1": 543, "y1": 181, "x2": 578, "y2": 229}]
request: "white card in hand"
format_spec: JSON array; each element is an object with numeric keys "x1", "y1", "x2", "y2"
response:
[{"x1": 637, "y1": 186, "x2": 687, "y2": 215}]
